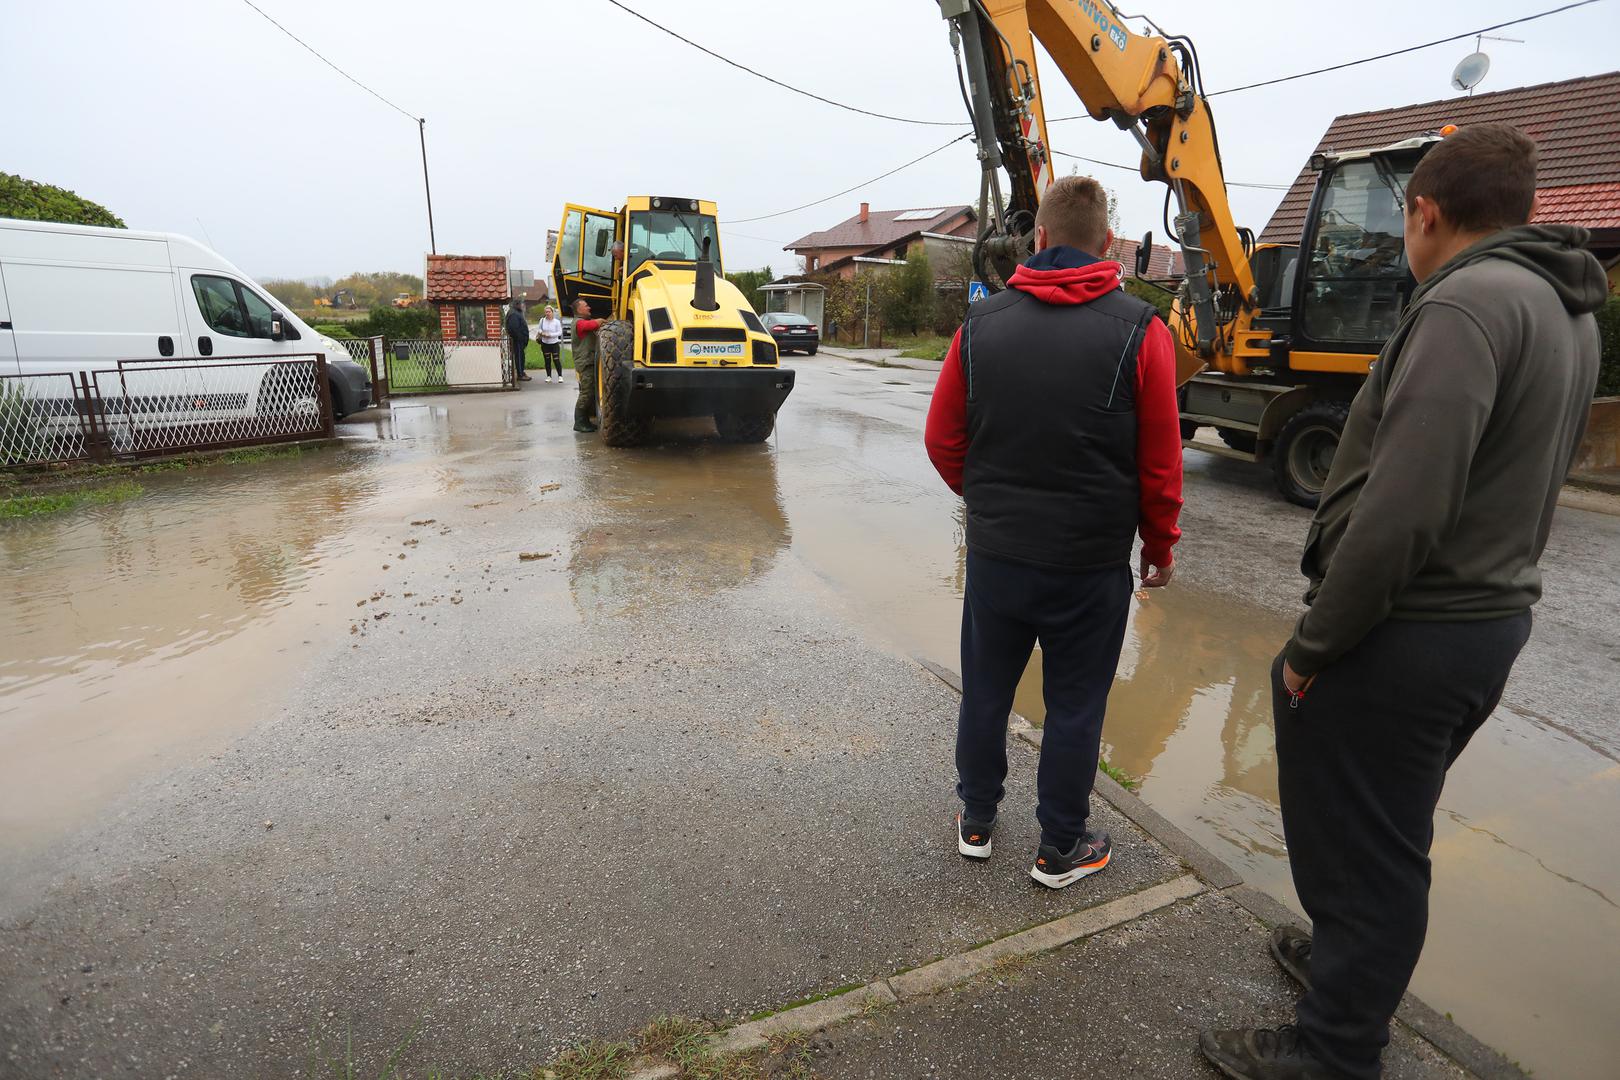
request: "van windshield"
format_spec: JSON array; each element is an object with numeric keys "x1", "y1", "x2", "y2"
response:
[{"x1": 627, "y1": 211, "x2": 721, "y2": 272}]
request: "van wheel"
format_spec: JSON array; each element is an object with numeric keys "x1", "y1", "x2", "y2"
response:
[
  {"x1": 598, "y1": 320, "x2": 651, "y2": 448},
  {"x1": 1273, "y1": 400, "x2": 1350, "y2": 508},
  {"x1": 715, "y1": 412, "x2": 775, "y2": 443},
  {"x1": 261, "y1": 367, "x2": 321, "y2": 428}
]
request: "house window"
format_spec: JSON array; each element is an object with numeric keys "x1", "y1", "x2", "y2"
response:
[
  {"x1": 808, "y1": 255, "x2": 818, "y2": 271},
  {"x1": 894, "y1": 243, "x2": 909, "y2": 260},
  {"x1": 456, "y1": 304, "x2": 488, "y2": 340}
]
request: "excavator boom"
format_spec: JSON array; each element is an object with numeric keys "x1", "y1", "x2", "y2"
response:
[{"x1": 938, "y1": 0, "x2": 1254, "y2": 366}]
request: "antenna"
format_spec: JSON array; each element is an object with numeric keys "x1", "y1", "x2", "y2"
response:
[{"x1": 1451, "y1": 34, "x2": 1522, "y2": 96}]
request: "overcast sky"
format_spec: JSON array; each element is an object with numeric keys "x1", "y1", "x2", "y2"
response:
[{"x1": 7, "y1": 0, "x2": 1615, "y2": 283}]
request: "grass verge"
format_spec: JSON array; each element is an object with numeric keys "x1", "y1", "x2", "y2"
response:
[
  {"x1": 889, "y1": 334, "x2": 952, "y2": 361},
  {"x1": 1098, "y1": 758, "x2": 1140, "y2": 791},
  {"x1": 0, "y1": 480, "x2": 141, "y2": 519}
]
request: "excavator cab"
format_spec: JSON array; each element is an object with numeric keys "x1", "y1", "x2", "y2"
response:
[{"x1": 551, "y1": 197, "x2": 795, "y2": 446}]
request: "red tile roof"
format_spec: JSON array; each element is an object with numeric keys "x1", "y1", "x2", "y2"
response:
[
  {"x1": 1105, "y1": 236, "x2": 1182, "y2": 278},
  {"x1": 789, "y1": 205, "x2": 974, "y2": 252},
  {"x1": 425, "y1": 255, "x2": 510, "y2": 301},
  {"x1": 1260, "y1": 71, "x2": 1620, "y2": 245}
]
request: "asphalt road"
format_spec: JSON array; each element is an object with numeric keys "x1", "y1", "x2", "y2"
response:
[{"x1": 1, "y1": 360, "x2": 1614, "y2": 1078}]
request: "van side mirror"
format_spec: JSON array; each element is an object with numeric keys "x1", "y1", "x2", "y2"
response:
[
  {"x1": 1135, "y1": 232, "x2": 1154, "y2": 279},
  {"x1": 270, "y1": 315, "x2": 285, "y2": 342}
]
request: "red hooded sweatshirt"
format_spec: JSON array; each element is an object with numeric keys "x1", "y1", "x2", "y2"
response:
[{"x1": 924, "y1": 255, "x2": 1183, "y2": 569}]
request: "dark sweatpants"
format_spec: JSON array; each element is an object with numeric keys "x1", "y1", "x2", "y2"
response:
[
  {"x1": 955, "y1": 550, "x2": 1132, "y2": 849},
  {"x1": 509, "y1": 333, "x2": 528, "y2": 376},
  {"x1": 1274, "y1": 612, "x2": 1531, "y2": 1079}
]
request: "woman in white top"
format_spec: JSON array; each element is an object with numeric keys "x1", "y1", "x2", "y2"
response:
[{"x1": 537, "y1": 306, "x2": 566, "y2": 383}]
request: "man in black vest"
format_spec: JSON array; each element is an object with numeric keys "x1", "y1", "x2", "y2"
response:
[{"x1": 925, "y1": 175, "x2": 1184, "y2": 889}]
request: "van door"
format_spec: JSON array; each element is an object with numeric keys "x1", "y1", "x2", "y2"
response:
[
  {"x1": 0, "y1": 267, "x2": 18, "y2": 374},
  {"x1": 180, "y1": 270, "x2": 314, "y2": 417}
]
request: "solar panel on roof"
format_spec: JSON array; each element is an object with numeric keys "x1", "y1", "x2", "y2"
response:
[{"x1": 894, "y1": 208, "x2": 945, "y2": 221}]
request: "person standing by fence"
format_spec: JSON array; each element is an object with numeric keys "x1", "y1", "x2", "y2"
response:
[
  {"x1": 571, "y1": 298, "x2": 602, "y2": 433},
  {"x1": 505, "y1": 299, "x2": 532, "y2": 383},
  {"x1": 537, "y1": 306, "x2": 565, "y2": 383}
]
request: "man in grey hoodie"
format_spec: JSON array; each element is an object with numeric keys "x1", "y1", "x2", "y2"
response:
[{"x1": 1201, "y1": 125, "x2": 1606, "y2": 1079}]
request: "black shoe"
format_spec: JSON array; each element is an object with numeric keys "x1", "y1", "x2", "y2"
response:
[
  {"x1": 519, "y1": 374, "x2": 532, "y2": 381},
  {"x1": 573, "y1": 419, "x2": 598, "y2": 433},
  {"x1": 1029, "y1": 830, "x2": 1111, "y2": 889},
  {"x1": 956, "y1": 811, "x2": 995, "y2": 859},
  {"x1": 1199, "y1": 1025, "x2": 1336, "y2": 1079},
  {"x1": 1270, "y1": 925, "x2": 1313, "y2": 990}
]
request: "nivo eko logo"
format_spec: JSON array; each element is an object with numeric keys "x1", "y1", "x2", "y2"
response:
[
  {"x1": 684, "y1": 342, "x2": 745, "y2": 357},
  {"x1": 1075, "y1": 0, "x2": 1128, "y2": 50}
]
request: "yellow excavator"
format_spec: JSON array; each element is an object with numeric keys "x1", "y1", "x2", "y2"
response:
[{"x1": 937, "y1": 0, "x2": 1444, "y2": 505}]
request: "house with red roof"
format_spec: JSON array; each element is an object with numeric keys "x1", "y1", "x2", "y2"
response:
[
  {"x1": 425, "y1": 255, "x2": 510, "y2": 342},
  {"x1": 787, "y1": 203, "x2": 977, "y2": 279},
  {"x1": 1261, "y1": 71, "x2": 1620, "y2": 284}
]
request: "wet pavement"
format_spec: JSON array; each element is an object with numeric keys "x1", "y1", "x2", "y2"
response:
[{"x1": 0, "y1": 362, "x2": 1615, "y2": 1078}]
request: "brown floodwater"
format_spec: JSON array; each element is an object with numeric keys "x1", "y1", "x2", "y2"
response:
[{"x1": 2, "y1": 381, "x2": 1614, "y2": 1078}]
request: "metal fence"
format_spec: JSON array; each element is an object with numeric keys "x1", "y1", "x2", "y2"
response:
[
  {"x1": 336, "y1": 336, "x2": 389, "y2": 405},
  {"x1": 1, "y1": 355, "x2": 334, "y2": 468},
  {"x1": 385, "y1": 337, "x2": 514, "y2": 394}
]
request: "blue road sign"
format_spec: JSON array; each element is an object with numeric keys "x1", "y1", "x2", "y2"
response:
[{"x1": 968, "y1": 280, "x2": 990, "y2": 303}]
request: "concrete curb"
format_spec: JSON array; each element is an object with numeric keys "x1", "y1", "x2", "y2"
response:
[{"x1": 911, "y1": 655, "x2": 1528, "y2": 1080}]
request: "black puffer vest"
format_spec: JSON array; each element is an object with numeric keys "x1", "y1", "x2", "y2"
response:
[{"x1": 961, "y1": 285, "x2": 1158, "y2": 571}]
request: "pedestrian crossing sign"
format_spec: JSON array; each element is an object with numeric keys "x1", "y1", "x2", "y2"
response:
[{"x1": 968, "y1": 280, "x2": 989, "y2": 303}]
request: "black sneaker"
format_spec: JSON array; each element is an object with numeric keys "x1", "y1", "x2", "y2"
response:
[
  {"x1": 573, "y1": 419, "x2": 598, "y2": 433},
  {"x1": 1270, "y1": 925, "x2": 1313, "y2": 990},
  {"x1": 956, "y1": 812, "x2": 995, "y2": 859},
  {"x1": 1029, "y1": 830, "x2": 1111, "y2": 889},
  {"x1": 1198, "y1": 1025, "x2": 1337, "y2": 1079}
]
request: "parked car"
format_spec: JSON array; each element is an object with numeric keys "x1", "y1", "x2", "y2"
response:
[
  {"x1": 761, "y1": 312, "x2": 819, "y2": 355},
  {"x1": 0, "y1": 218, "x2": 372, "y2": 419}
]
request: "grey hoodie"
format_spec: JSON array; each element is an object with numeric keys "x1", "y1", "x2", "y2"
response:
[{"x1": 1285, "y1": 225, "x2": 1606, "y2": 676}]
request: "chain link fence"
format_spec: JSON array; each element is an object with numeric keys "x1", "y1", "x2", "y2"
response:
[
  {"x1": 1, "y1": 355, "x2": 334, "y2": 468},
  {"x1": 385, "y1": 338, "x2": 514, "y2": 393}
]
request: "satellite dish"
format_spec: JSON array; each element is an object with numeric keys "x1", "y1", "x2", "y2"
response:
[{"x1": 1451, "y1": 51, "x2": 1491, "y2": 92}]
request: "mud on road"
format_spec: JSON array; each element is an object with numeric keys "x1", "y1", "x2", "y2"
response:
[{"x1": 1, "y1": 364, "x2": 1616, "y2": 1078}]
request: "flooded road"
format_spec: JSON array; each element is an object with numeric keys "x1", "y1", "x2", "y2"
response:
[{"x1": 2, "y1": 362, "x2": 1615, "y2": 1078}]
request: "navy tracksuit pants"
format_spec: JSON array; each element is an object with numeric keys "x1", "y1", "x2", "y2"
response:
[{"x1": 955, "y1": 550, "x2": 1132, "y2": 849}]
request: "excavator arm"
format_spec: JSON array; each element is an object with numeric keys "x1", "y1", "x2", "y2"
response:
[{"x1": 938, "y1": 0, "x2": 1256, "y2": 369}]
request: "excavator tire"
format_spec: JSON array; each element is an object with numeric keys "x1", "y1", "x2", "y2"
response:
[
  {"x1": 1272, "y1": 399, "x2": 1350, "y2": 509},
  {"x1": 715, "y1": 411, "x2": 775, "y2": 443},
  {"x1": 598, "y1": 320, "x2": 651, "y2": 448}
]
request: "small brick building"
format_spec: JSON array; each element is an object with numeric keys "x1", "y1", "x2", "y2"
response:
[{"x1": 425, "y1": 255, "x2": 510, "y2": 341}]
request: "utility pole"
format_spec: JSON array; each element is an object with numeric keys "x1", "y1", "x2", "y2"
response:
[
  {"x1": 418, "y1": 118, "x2": 437, "y2": 255},
  {"x1": 863, "y1": 278, "x2": 872, "y2": 348}
]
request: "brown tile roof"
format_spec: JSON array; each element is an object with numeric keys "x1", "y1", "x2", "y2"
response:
[
  {"x1": 1104, "y1": 236, "x2": 1182, "y2": 278},
  {"x1": 789, "y1": 205, "x2": 973, "y2": 252},
  {"x1": 425, "y1": 255, "x2": 510, "y2": 301},
  {"x1": 1259, "y1": 71, "x2": 1620, "y2": 245}
]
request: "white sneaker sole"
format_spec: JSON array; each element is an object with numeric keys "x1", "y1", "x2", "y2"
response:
[
  {"x1": 1029, "y1": 855, "x2": 1110, "y2": 889},
  {"x1": 958, "y1": 834, "x2": 992, "y2": 859}
]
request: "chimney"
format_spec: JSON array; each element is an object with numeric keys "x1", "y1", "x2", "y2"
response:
[{"x1": 859, "y1": 202, "x2": 870, "y2": 224}]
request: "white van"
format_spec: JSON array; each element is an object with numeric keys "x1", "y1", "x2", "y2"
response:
[{"x1": 0, "y1": 218, "x2": 372, "y2": 418}]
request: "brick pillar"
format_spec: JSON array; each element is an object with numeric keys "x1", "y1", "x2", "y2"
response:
[
  {"x1": 484, "y1": 304, "x2": 501, "y2": 341},
  {"x1": 438, "y1": 303, "x2": 458, "y2": 341}
]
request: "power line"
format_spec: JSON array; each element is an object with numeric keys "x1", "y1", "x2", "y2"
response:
[
  {"x1": 237, "y1": 0, "x2": 418, "y2": 121},
  {"x1": 1051, "y1": 150, "x2": 1291, "y2": 190},
  {"x1": 1207, "y1": 0, "x2": 1605, "y2": 96},
  {"x1": 599, "y1": 0, "x2": 962, "y2": 126},
  {"x1": 725, "y1": 134, "x2": 973, "y2": 225}
]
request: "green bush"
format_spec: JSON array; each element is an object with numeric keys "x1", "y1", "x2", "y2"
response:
[
  {"x1": 0, "y1": 172, "x2": 124, "y2": 228},
  {"x1": 341, "y1": 304, "x2": 440, "y2": 341},
  {"x1": 1597, "y1": 296, "x2": 1620, "y2": 398},
  {"x1": 877, "y1": 250, "x2": 935, "y2": 337},
  {"x1": 725, "y1": 266, "x2": 773, "y2": 313}
]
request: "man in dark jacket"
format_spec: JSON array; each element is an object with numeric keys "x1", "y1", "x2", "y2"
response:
[
  {"x1": 505, "y1": 299, "x2": 531, "y2": 382},
  {"x1": 1201, "y1": 124, "x2": 1606, "y2": 1079},
  {"x1": 925, "y1": 175, "x2": 1183, "y2": 889}
]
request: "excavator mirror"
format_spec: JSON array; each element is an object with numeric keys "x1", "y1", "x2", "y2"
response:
[
  {"x1": 1136, "y1": 232, "x2": 1154, "y2": 279},
  {"x1": 594, "y1": 231, "x2": 612, "y2": 258}
]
